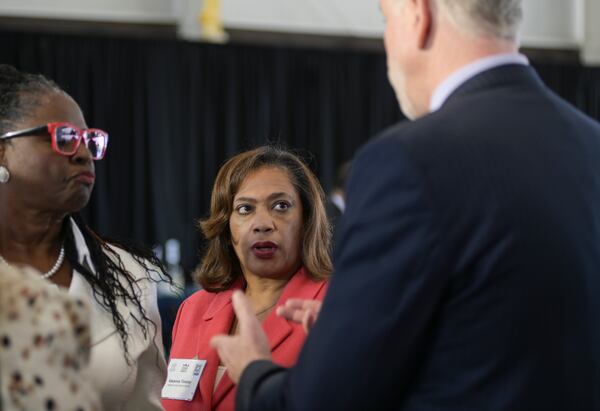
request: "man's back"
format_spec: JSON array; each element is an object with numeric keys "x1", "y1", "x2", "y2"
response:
[
  {"x1": 367, "y1": 64, "x2": 600, "y2": 410},
  {"x1": 227, "y1": 63, "x2": 600, "y2": 411}
]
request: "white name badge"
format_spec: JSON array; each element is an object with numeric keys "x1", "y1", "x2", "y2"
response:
[{"x1": 161, "y1": 358, "x2": 207, "y2": 401}]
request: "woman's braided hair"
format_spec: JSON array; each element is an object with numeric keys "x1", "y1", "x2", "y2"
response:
[
  {"x1": 0, "y1": 64, "x2": 171, "y2": 362},
  {"x1": 0, "y1": 64, "x2": 60, "y2": 135}
]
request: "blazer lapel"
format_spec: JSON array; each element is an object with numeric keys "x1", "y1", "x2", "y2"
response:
[
  {"x1": 212, "y1": 372, "x2": 236, "y2": 408},
  {"x1": 212, "y1": 301, "x2": 295, "y2": 407},
  {"x1": 212, "y1": 269, "x2": 327, "y2": 407},
  {"x1": 211, "y1": 295, "x2": 293, "y2": 408},
  {"x1": 265, "y1": 267, "x2": 326, "y2": 350},
  {"x1": 195, "y1": 285, "x2": 239, "y2": 409}
]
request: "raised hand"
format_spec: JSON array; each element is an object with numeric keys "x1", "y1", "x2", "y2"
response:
[
  {"x1": 210, "y1": 290, "x2": 272, "y2": 383},
  {"x1": 276, "y1": 298, "x2": 322, "y2": 333}
]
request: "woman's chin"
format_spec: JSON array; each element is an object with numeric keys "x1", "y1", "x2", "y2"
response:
[{"x1": 63, "y1": 192, "x2": 92, "y2": 214}]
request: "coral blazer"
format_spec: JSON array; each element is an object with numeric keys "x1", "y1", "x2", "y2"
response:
[{"x1": 162, "y1": 267, "x2": 327, "y2": 411}]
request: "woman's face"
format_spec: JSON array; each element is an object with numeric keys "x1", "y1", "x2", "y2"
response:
[
  {"x1": 0, "y1": 91, "x2": 95, "y2": 214},
  {"x1": 229, "y1": 166, "x2": 304, "y2": 281}
]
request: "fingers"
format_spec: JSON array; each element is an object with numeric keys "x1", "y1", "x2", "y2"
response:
[
  {"x1": 209, "y1": 291, "x2": 274, "y2": 384},
  {"x1": 231, "y1": 290, "x2": 261, "y2": 333},
  {"x1": 280, "y1": 298, "x2": 307, "y2": 309},
  {"x1": 276, "y1": 299, "x2": 322, "y2": 332},
  {"x1": 210, "y1": 334, "x2": 242, "y2": 383},
  {"x1": 281, "y1": 299, "x2": 322, "y2": 315},
  {"x1": 210, "y1": 334, "x2": 229, "y2": 350},
  {"x1": 301, "y1": 310, "x2": 317, "y2": 333},
  {"x1": 231, "y1": 290, "x2": 253, "y2": 321},
  {"x1": 276, "y1": 305, "x2": 305, "y2": 323}
]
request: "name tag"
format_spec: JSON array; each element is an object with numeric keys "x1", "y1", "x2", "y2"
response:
[{"x1": 161, "y1": 358, "x2": 207, "y2": 401}]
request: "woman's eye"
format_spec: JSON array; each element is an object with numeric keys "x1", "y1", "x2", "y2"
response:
[
  {"x1": 273, "y1": 201, "x2": 290, "y2": 211},
  {"x1": 236, "y1": 205, "x2": 252, "y2": 215}
]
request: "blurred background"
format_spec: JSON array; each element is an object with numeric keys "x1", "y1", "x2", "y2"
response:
[{"x1": 1, "y1": 0, "x2": 599, "y2": 352}]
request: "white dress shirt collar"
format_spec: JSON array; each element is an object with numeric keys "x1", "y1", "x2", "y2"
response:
[
  {"x1": 429, "y1": 53, "x2": 529, "y2": 112},
  {"x1": 330, "y1": 192, "x2": 346, "y2": 213}
]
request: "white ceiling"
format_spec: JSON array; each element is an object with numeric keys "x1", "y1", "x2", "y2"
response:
[{"x1": 0, "y1": 0, "x2": 591, "y2": 53}]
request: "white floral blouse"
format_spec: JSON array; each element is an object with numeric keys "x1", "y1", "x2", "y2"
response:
[{"x1": 0, "y1": 264, "x2": 101, "y2": 411}]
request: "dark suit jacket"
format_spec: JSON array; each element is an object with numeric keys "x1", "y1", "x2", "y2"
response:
[{"x1": 237, "y1": 64, "x2": 600, "y2": 411}]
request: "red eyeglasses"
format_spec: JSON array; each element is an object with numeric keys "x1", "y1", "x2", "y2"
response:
[{"x1": 0, "y1": 122, "x2": 109, "y2": 160}]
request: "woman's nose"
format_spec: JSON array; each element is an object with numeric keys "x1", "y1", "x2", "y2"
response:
[
  {"x1": 70, "y1": 139, "x2": 93, "y2": 164},
  {"x1": 252, "y1": 209, "x2": 274, "y2": 233}
]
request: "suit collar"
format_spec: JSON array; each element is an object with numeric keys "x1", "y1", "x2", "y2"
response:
[
  {"x1": 442, "y1": 63, "x2": 545, "y2": 109},
  {"x1": 430, "y1": 53, "x2": 529, "y2": 112}
]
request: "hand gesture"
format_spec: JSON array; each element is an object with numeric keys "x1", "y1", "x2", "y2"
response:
[
  {"x1": 276, "y1": 298, "x2": 322, "y2": 333},
  {"x1": 210, "y1": 290, "x2": 272, "y2": 383}
]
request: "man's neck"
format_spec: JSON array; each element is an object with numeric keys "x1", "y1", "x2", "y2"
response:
[{"x1": 414, "y1": 19, "x2": 520, "y2": 117}]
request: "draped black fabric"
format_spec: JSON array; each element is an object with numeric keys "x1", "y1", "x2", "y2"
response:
[{"x1": 1, "y1": 29, "x2": 599, "y2": 271}]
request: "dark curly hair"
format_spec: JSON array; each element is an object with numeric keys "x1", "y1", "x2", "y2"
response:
[{"x1": 0, "y1": 64, "x2": 170, "y2": 363}]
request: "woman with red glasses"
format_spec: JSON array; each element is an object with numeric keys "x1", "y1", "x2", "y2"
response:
[{"x1": 0, "y1": 64, "x2": 168, "y2": 410}]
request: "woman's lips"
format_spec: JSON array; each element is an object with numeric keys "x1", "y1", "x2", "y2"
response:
[
  {"x1": 73, "y1": 172, "x2": 96, "y2": 185},
  {"x1": 251, "y1": 241, "x2": 278, "y2": 259}
]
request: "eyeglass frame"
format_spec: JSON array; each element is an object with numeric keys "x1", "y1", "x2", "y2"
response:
[{"x1": 0, "y1": 122, "x2": 109, "y2": 160}]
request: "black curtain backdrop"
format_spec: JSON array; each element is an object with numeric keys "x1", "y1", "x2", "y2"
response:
[{"x1": 1, "y1": 29, "x2": 599, "y2": 273}]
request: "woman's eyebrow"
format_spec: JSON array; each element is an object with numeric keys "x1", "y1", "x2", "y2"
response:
[
  {"x1": 234, "y1": 192, "x2": 293, "y2": 203},
  {"x1": 233, "y1": 196, "x2": 257, "y2": 203},
  {"x1": 267, "y1": 192, "x2": 293, "y2": 201}
]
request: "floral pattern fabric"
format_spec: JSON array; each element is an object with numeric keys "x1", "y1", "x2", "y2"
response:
[{"x1": 0, "y1": 264, "x2": 101, "y2": 411}]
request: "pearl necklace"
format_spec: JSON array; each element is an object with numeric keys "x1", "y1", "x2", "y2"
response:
[{"x1": 0, "y1": 246, "x2": 66, "y2": 280}]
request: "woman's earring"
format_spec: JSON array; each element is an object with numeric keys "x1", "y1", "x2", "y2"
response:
[{"x1": 0, "y1": 166, "x2": 10, "y2": 184}]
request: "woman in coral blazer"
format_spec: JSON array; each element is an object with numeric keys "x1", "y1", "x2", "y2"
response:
[{"x1": 162, "y1": 146, "x2": 332, "y2": 411}]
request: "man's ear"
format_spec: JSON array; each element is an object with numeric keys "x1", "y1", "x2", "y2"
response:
[{"x1": 413, "y1": 0, "x2": 433, "y2": 49}]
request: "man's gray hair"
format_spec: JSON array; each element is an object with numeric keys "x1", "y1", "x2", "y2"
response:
[{"x1": 436, "y1": 0, "x2": 523, "y2": 41}]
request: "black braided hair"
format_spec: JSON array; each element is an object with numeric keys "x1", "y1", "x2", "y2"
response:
[
  {"x1": 0, "y1": 64, "x2": 171, "y2": 362},
  {"x1": 65, "y1": 214, "x2": 171, "y2": 364},
  {"x1": 0, "y1": 64, "x2": 60, "y2": 135}
]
